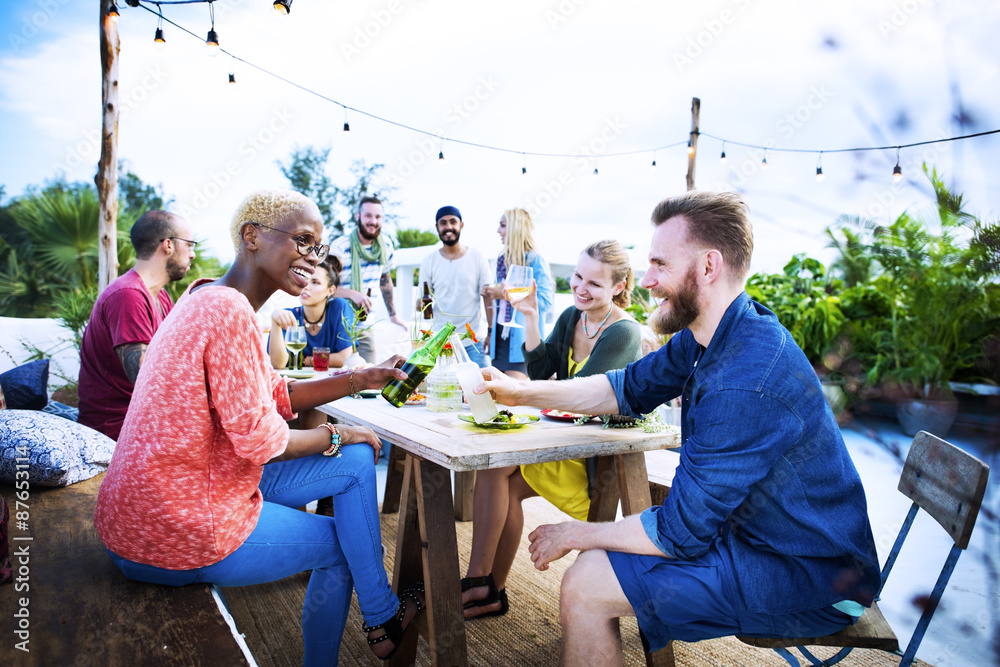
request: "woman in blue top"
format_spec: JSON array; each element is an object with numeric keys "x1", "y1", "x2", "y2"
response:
[
  {"x1": 481, "y1": 208, "x2": 553, "y2": 379},
  {"x1": 268, "y1": 255, "x2": 357, "y2": 371}
]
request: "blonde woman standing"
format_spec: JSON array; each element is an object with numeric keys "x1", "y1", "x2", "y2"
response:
[{"x1": 481, "y1": 208, "x2": 554, "y2": 379}]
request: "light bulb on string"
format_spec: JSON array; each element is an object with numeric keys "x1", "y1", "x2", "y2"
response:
[
  {"x1": 273, "y1": 0, "x2": 292, "y2": 15},
  {"x1": 651, "y1": 151, "x2": 657, "y2": 169},
  {"x1": 893, "y1": 148, "x2": 903, "y2": 183},
  {"x1": 687, "y1": 140, "x2": 694, "y2": 156},
  {"x1": 108, "y1": 1, "x2": 120, "y2": 22},
  {"x1": 438, "y1": 140, "x2": 445, "y2": 161},
  {"x1": 206, "y1": 2, "x2": 220, "y2": 56},
  {"x1": 815, "y1": 153, "x2": 825, "y2": 182},
  {"x1": 720, "y1": 142, "x2": 727, "y2": 164},
  {"x1": 761, "y1": 149, "x2": 768, "y2": 170},
  {"x1": 228, "y1": 72, "x2": 236, "y2": 84},
  {"x1": 154, "y1": 27, "x2": 166, "y2": 47},
  {"x1": 592, "y1": 158, "x2": 599, "y2": 178},
  {"x1": 342, "y1": 108, "x2": 350, "y2": 133},
  {"x1": 521, "y1": 153, "x2": 527, "y2": 175}
]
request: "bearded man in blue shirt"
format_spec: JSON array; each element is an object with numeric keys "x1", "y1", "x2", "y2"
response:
[{"x1": 477, "y1": 191, "x2": 880, "y2": 664}]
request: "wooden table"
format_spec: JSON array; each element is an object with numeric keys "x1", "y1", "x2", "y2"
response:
[{"x1": 318, "y1": 397, "x2": 680, "y2": 667}]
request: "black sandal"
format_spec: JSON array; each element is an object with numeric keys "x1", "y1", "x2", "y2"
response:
[
  {"x1": 461, "y1": 573, "x2": 509, "y2": 620},
  {"x1": 362, "y1": 583, "x2": 425, "y2": 661}
]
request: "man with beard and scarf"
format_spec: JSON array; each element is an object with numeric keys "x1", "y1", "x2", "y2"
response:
[
  {"x1": 78, "y1": 211, "x2": 197, "y2": 439},
  {"x1": 474, "y1": 191, "x2": 880, "y2": 664},
  {"x1": 330, "y1": 195, "x2": 406, "y2": 363},
  {"x1": 418, "y1": 205, "x2": 493, "y2": 367}
]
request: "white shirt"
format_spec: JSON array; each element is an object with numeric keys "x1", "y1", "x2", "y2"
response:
[{"x1": 419, "y1": 246, "x2": 491, "y2": 343}]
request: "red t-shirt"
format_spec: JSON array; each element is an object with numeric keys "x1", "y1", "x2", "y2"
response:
[
  {"x1": 78, "y1": 269, "x2": 174, "y2": 440},
  {"x1": 94, "y1": 282, "x2": 294, "y2": 569}
]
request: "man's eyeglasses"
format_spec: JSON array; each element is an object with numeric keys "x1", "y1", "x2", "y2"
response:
[
  {"x1": 251, "y1": 222, "x2": 329, "y2": 261},
  {"x1": 163, "y1": 237, "x2": 199, "y2": 249}
]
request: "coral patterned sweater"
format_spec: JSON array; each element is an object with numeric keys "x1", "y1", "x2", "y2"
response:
[{"x1": 94, "y1": 282, "x2": 294, "y2": 569}]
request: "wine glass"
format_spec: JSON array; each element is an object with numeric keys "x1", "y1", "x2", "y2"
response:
[
  {"x1": 498, "y1": 265, "x2": 533, "y2": 329},
  {"x1": 285, "y1": 326, "x2": 307, "y2": 371}
]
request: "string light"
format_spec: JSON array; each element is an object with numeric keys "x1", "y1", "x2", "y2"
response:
[
  {"x1": 108, "y1": 1, "x2": 120, "y2": 22},
  {"x1": 521, "y1": 153, "x2": 527, "y2": 175},
  {"x1": 438, "y1": 140, "x2": 445, "y2": 160},
  {"x1": 592, "y1": 158, "x2": 599, "y2": 177},
  {"x1": 205, "y1": 2, "x2": 219, "y2": 56},
  {"x1": 815, "y1": 153, "x2": 825, "y2": 182},
  {"x1": 153, "y1": 5, "x2": 166, "y2": 47},
  {"x1": 651, "y1": 150, "x2": 657, "y2": 169},
  {"x1": 130, "y1": 4, "x2": 1000, "y2": 179},
  {"x1": 273, "y1": 0, "x2": 292, "y2": 15},
  {"x1": 342, "y1": 108, "x2": 350, "y2": 133}
]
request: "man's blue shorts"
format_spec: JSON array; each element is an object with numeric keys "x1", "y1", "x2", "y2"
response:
[{"x1": 606, "y1": 542, "x2": 856, "y2": 652}]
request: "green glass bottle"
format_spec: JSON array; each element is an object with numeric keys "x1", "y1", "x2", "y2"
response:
[{"x1": 381, "y1": 322, "x2": 456, "y2": 407}]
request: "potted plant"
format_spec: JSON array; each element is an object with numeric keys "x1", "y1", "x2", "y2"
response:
[{"x1": 826, "y1": 167, "x2": 1000, "y2": 435}]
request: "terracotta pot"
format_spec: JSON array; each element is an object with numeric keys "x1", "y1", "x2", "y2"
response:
[{"x1": 895, "y1": 398, "x2": 958, "y2": 437}]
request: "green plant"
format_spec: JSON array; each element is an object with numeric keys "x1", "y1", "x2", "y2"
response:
[
  {"x1": 827, "y1": 166, "x2": 1000, "y2": 400},
  {"x1": 746, "y1": 254, "x2": 846, "y2": 365},
  {"x1": 554, "y1": 276, "x2": 571, "y2": 293},
  {"x1": 396, "y1": 228, "x2": 438, "y2": 248}
]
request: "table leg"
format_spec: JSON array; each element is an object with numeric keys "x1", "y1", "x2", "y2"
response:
[
  {"x1": 391, "y1": 455, "x2": 469, "y2": 667},
  {"x1": 453, "y1": 471, "x2": 476, "y2": 521},
  {"x1": 382, "y1": 443, "x2": 406, "y2": 513},
  {"x1": 617, "y1": 451, "x2": 654, "y2": 516},
  {"x1": 588, "y1": 455, "x2": 622, "y2": 522}
]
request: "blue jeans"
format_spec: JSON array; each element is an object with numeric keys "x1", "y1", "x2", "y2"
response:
[
  {"x1": 106, "y1": 447, "x2": 398, "y2": 667},
  {"x1": 464, "y1": 341, "x2": 488, "y2": 368}
]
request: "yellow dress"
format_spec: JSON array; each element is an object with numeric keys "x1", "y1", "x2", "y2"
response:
[{"x1": 520, "y1": 349, "x2": 591, "y2": 520}]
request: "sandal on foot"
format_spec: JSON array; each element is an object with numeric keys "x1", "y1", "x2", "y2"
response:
[
  {"x1": 362, "y1": 583, "x2": 425, "y2": 661},
  {"x1": 461, "y1": 573, "x2": 509, "y2": 620}
]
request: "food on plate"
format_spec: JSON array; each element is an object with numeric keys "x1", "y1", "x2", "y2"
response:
[
  {"x1": 486, "y1": 410, "x2": 519, "y2": 424},
  {"x1": 405, "y1": 392, "x2": 426, "y2": 405},
  {"x1": 544, "y1": 409, "x2": 590, "y2": 419}
]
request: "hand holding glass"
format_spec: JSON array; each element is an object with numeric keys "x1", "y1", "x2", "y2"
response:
[
  {"x1": 499, "y1": 265, "x2": 533, "y2": 328},
  {"x1": 285, "y1": 326, "x2": 307, "y2": 370}
]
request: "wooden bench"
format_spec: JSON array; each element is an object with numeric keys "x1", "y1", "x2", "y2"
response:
[{"x1": 0, "y1": 473, "x2": 250, "y2": 666}]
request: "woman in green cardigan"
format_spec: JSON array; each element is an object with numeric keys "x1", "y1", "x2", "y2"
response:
[{"x1": 462, "y1": 239, "x2": 641, "y2": 619}]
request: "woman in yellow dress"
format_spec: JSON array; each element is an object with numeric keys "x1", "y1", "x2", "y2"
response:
[{"x1": 462, "y1": 240, "x2": 642, "y2": 619}]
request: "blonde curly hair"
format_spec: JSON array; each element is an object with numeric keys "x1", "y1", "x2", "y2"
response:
[{"x1": 229, "y1": 189, "x2": 320, "y2": 252}]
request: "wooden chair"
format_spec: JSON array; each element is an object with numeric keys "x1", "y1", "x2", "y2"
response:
[{"x1": 737, "y1": 430, "x2": 990, "y2": 667}]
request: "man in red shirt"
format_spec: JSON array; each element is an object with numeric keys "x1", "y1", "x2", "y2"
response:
[{"x1": 78, "y1": 211, "x2": 197, "y2": 439}]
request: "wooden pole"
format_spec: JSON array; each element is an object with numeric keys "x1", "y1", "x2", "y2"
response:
[
  {"x1": 685, "y1": 97, "x2": 700, "y2": 191},
  {"x1": 96, "y1": 0, "x2": 120, "y2": 293}
]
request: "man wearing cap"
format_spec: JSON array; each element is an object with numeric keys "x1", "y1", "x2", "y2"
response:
[{"x1": 419, "y1": 205, "x2": 493, "y2": 367}]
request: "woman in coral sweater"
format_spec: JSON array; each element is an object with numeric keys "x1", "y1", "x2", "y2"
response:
[{"x1": 95, "y1": 189, "x2": 421, "y2": 664}]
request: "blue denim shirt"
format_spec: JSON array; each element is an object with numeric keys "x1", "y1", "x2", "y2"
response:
[{"x1": 607, "y1": 292, "x2": 880, "y2": 613}]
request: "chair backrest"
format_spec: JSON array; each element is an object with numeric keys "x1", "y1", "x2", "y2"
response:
[{"x1": 898, "y1": 430, "x2": 990, "y2": 549}]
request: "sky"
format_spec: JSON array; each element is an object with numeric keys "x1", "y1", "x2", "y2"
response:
[{"x1": 0, "y1": 0, "x2": 998, "y2": 277}]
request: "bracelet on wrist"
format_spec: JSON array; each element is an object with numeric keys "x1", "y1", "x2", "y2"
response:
[
  {"x1": 349, "y1": 369, "x2": 361, "y2": 398},
  {"x1": 319, "y1": 422, "x2": 342, "y2": 457}
]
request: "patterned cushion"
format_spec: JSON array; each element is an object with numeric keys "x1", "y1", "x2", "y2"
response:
[
  {"x1": 0, "y1": 410, "x2": 116, "y2": 487},
  {"x1": 0, "y1": 360, "x2": 49, "y2": 411},
  {"x1": 41, "y1": 400, "x2": 80, "y2": 422}
]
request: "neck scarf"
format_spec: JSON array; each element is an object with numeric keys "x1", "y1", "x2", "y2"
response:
[{"x1": 349, "y1": 229, "x2": 389, "y2": 292}]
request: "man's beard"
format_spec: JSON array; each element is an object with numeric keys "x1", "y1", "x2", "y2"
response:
[
  {"x1": 358, "y1": 224, "x2": 380, "y2": 242},
  {"x1": 439, "y1": 231, "x2": 460, "y2": 247},
  {"x1": 649, "y1": 266, "x2": 700, "y2": 336},
  {"x1": 166, "y1": 254, "x2": 190, "y2": 282}
]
